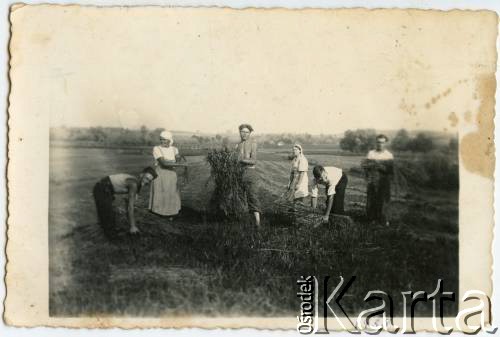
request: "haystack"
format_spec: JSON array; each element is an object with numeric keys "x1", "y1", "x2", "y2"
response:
[{"x1": 206, "y1": 148, "x2": 248, "y2": 218}]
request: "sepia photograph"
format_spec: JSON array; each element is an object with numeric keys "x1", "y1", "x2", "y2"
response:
[
  {"x1": 5, "y1": 3, "x2": 496, "y2": 331},
  {"x1": 46, "y1": 5, "x2": 462, "y2": 318}
]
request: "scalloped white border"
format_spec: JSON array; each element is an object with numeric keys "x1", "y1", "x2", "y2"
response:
[{"x1": 2, "y1": 1, "x2": 499, "y2": 336}]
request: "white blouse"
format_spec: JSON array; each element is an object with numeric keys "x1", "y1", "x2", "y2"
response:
[
  {"x1": 367, "y1": 149, "x2": 394, "y2": 161},
  {"x1": 311, "y1": 166, "x2": 343, "y2": 198},
  {"x1": 153, "y1": 146, "x2": 179, "y2": 166}
]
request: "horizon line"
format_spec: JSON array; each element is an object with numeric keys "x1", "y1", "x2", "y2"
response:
[{"x1": 49, "y1": 125, "x2": 458, "y2": 136}]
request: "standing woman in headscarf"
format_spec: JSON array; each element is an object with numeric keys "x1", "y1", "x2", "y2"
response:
[
  {"x1": 287, "y1": 144, "x2": 309, "y2": 204},
  {"x1": 149, "y1": 130, "x2": 182, "y2": 219}
]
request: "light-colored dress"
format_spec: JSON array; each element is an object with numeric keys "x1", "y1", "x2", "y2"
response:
[
  {"x1": 290, "y1": 154, "x2": 309, "y2": 199},
  {"x1": 149, "y1": 146, "x2": 181, "y2": 216}
]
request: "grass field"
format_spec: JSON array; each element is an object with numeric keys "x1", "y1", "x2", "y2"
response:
[{"x1": 49, "y1": 146, "x2": 458, "y2": 317}]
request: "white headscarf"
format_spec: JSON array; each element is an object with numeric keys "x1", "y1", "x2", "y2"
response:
[
  {"x1": 160, "y1": 130, "x2": 174, "y2": 145},
  {"x1": 293, "y1": 143, "x2": 303, "y2": 154}
]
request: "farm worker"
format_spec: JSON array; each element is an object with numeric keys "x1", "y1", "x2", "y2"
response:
[
  {"x1": 93, "y1": 167, "x2": 158, "y2": 236},
  {"x1": 149, "y1": 130, "x2": 185, "y2": 220},
  {"x1": 287, "y1": 143, "x2": 309, "y2": 203},
  {"x1": 363, "y1": 134, "x2": 394, "y2": 226},
  {"x1": 311, "y1": 165, "x2": 348, "y2": 223},
  {"x1": 236, "y1": 123, "x2": 261, "y2": 227}
]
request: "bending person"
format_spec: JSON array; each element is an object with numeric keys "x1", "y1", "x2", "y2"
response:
[
  {"x1": 311, "y1": 165, "x2": 348, "y2": 224},
  {"x1": 93, "y1": 167, "x2": 157, "y2": 236}
]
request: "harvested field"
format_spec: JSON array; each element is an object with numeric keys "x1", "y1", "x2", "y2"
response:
[{"x1": 49, "y1": 146, "x2": 458, "y2": 317}]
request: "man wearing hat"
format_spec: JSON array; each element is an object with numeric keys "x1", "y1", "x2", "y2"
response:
[
  {"x1": 93, "y1": 167, "x2": 158, "y2": 237},
  {"x1": 236, "y1": 123, "x2": 261, "y2": 227}
]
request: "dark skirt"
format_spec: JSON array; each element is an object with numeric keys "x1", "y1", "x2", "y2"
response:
[
  {"x1": 366, "y1": 176, "x2": 391, "y2": 222},
  {"x1": 93, "y1": 176, "x2": 116, "y2": 237},
  {"x1": 242, "y1": 168, "x2": 261, "y2": 213},
  {"x1": 324, "y1": 172, "x2": 348, "y2": 215}
]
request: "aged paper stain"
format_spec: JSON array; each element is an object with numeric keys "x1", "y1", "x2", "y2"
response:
[
  {"x1": 460, "y1": 74, "x2": 496, "y2": 178},
  {"x1": 424, "y1": 85, "x2": 458, "y2": 109},
  {"x1": 464, "y1": 110, "x2": 472, "y2": 123},
  {"x1": 31, "y1": 33, "x2": 51, "y2": 45},
  {"x1": 448, "y1": 111, "x2": 458, "y2": 127},
  {"x1": 400, "y1": 98, "x2": 416, "y2": 115}
]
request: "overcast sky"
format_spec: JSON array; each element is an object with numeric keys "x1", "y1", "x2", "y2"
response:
[{"x1": 12, "y1": 6, "x2": 495, "y2": 134}]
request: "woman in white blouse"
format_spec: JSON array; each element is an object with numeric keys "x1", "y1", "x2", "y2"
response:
[
  {"x1": 287, "y1": 144, "x2": 309, "y2": 203},
  {"x1": 149, "y1": 131, "x2": 182, "y2": 218}
]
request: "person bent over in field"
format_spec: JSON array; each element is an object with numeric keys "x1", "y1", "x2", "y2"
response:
[
  {"x1": 93, "y1": 167, "x2": 158, "y2": 237},
  {"x1": 236, "y1": 123, "x2": 261, "y2": 228},
  {"x1": 311, "y1": 165, "x2": 348, "y2": 224}
]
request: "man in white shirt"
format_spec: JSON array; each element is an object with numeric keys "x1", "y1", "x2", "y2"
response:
[
  {"x1": 311, "y1": 165, "x2": 348, "y2": 223},
  {"x1": 364, "y1": 134, "x2": 394, "y2": 226}
]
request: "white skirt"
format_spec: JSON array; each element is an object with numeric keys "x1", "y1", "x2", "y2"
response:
[{"x1": 149, "y1": 167, "x2": 181, "y2": 216}]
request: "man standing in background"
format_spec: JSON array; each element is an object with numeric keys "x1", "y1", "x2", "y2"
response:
[
  {"x1": 363, "y1": 134, "x2": 394, "y2": 226},
  {"x1": 237, "y1": 124, "x2": 261, "y2": 227}
]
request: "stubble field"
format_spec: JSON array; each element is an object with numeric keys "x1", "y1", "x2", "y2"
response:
[{"x1": 49, "y1": 146, "x2": 458, "y2": 317}]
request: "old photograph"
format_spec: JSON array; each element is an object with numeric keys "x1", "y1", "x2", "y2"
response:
[{"x1": 5, "y1": 4, "x2": 496, "y2": 331}]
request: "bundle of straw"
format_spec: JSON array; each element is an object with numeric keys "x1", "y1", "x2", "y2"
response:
[
  {"x1": 206, "y1": 148, "x2": 247, "y2": 218},
  {"x1": 361, "y1": 158, "x2": 428, "y2": 198},
  {"x1": 272, "y1": 195, "x2": 334, "y2": 228},
  {"x1": 361, "y1": 159, "x2": 383, "y2": 184}
]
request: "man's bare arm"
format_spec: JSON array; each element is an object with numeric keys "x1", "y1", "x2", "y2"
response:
[
  {"x1": 311, "y1": 182, "x2": 319, "y2": 208},
  {"x1": 324, "y1": 194, "x2": 334, "y2": 218},
  {"x1": 311, "y1": 196, "x2": 318, "y2": 209}
]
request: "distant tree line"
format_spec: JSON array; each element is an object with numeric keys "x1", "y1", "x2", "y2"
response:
[
  {"x1": 340, "y1": 128, "x2": 458, "y2": 153},
  {"x1": 51, "y1": 126, "x2": 169, "y2": 146},
  {"x1": 258, "y1": 133, "x2": 338, "y2": 147},
  {"x1": 51, "y1": 126, "x2": 455, "y2": 153},
  {"x1": 339, "y1": 129, "x2": 378, "y2": 153},
  {"x1": 50, "y1": 126, "x2": 340, "y2": 148}
]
